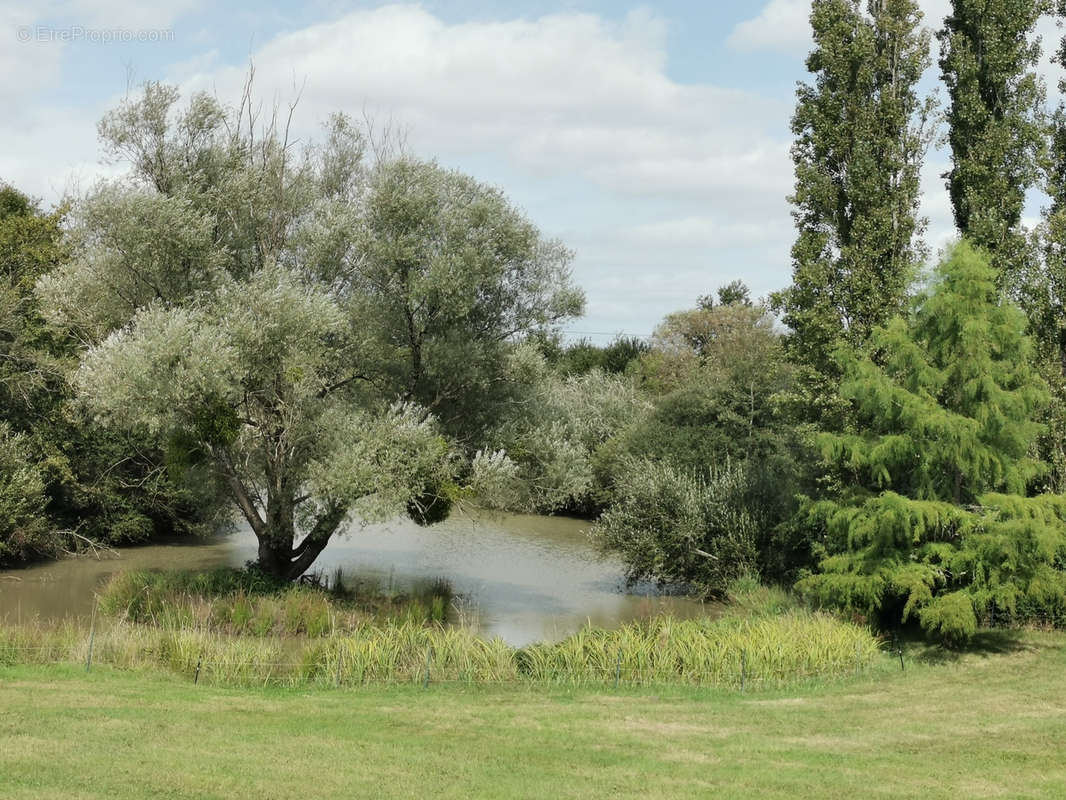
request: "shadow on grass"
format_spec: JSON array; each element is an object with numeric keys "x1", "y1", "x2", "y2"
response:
[{"x1": 899, "y1": 628, "x2": 1032, "y2": 666}]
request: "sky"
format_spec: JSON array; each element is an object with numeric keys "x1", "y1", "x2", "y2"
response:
[{"x1": 3, "y1": 0, "x2": 1065, "y2": 339}]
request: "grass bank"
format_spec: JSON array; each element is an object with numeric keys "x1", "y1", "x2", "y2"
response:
[{"x1": 1, "y1": 630, "x2": 1064, "y2": 798}]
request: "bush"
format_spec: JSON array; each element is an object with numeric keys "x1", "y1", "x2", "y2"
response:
[
  {"x1": 0, "y1": 424, "x2": 59, "y2": 564},
  {"x1": 592, "y1": 458, "x2": 759, "y2": 595},
  {"x1": 473, "y1": 349, "x2": 651, "y2": 515}
]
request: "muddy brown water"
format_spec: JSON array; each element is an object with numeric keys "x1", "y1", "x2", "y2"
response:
[{"x1": 0, "y1": 511, "x2": 715, "y2": 646}]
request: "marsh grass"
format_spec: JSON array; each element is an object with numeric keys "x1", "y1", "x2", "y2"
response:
[
  {"x1": 725, "y1": 573, "x2": 799, "y2": 617},
  {"x1": 0, "y1": 608, "x2": 881, "y2": 689},
  {"x1": 3, "y1": 569, "x2": 881, "y2": 688},
  {"x1": 98, "y1": 568, "x2": 455, "y2": 635},
  {"x1": 519, "y1": 612, "x2": 879, "y2": 687}
]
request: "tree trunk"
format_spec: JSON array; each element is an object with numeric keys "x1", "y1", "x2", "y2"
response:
[
  {"x1": 253, "y1": 504, "x2": 347, "y2": 581},
  {"x1": 213, "y1": 448, "x2": 347, "y2": 580},
  {"x1": 257, "y1": 537, "x2": 291, "y2": 578}
]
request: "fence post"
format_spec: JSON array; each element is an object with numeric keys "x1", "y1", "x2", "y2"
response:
[
  {"x1": 897, "y1": 644, "x2": 905, "y2": 672},
  {"x1": 740, "y1": 650, "x2": 747, "y2": 694},
  {"x1": 614, "y1": 651, "x2": 621, "y2": 690},
  {"x1": 85, "y1": 598, "x2": 97, "y2": 673},
  {"x1": 194, "y1": 653, "x2": 203, "y2": 685},
  {"x1": 423, "y1": 646, "x2": 433, "y2": 689}
]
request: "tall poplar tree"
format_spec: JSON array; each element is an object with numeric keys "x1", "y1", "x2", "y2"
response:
[
  {"x1": 1023, "y1": 5, "x2": 1066, "y2": 491},
  {"x1": 798, "y1": 242, "x2": 1066, "y2": 640},
  {"x1": 776, "y1": 0, "x2": 933, "y2": 417},
  {"x1": 1035, "y1": 9, "x2": 1066, "y2": 374},
  {"x1": 938, "y1": 0, "x2": 1047, "y2": 287}
]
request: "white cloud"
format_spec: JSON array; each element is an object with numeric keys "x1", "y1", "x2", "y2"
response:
[
  {"x1": 728, "y1": 1, "x2": 951, "y2": 56},
  {"x1": 624, "y1": 215, "x2": 790, "y2": 251},
  {"x1": 727, "y1": 0, "x2": 811, "y2": 54},
  {"x1": 0, "y1": 4, "x2": 65, "y2": 105},
  {"x1": 177, "y1": 5, "x2": 791, "y2": 211},
  {"x1": 169, "y1": 4, "x2": 798, "y2": 333},
  {"x1": 0, "y1": 106, "x2": 107, "y2": 201}
]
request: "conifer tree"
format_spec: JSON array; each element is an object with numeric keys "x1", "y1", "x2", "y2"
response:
[
  {"x1": 775, "y1": 0, "x2": 933, "y2": 416},
  {"x1": 938, "y1": 0, "x2": 1047, "y2": 288},
  {"x1": 797, "y1": 242, "x2": 1066, "y2": 640}
]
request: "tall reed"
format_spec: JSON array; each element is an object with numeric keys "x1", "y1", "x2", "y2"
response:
[
  {"x1": 0, "y1": 610, "x2": 881, "y2": 690},
  {"x1": 98, "y1": 569, "x2": 454, "y2": 636}
]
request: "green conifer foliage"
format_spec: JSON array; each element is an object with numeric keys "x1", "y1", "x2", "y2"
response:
[{"x1": 797, "y1": 242, "x2": 1066, "y2": 640}]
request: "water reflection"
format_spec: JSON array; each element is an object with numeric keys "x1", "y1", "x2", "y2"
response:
[{"x1": 0, "y1": 510, "x2": 714, "y2": 645}]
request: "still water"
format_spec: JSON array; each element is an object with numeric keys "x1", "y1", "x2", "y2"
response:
[{"x1": 0, "y1": 511, "x2": 713, "y2": 646}]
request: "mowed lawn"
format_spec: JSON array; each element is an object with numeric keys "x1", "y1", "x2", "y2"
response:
[{"x1": 2, "y1": 633, "x2": 1065, "y2": 799}]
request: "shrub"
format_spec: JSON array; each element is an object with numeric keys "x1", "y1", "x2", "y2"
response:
[
  {"x1": 0, "y1": 424, "x2": 57, "y2": 564},
  {"x1": 592, "y1": 458, "x2": 759, "y2": 595}
]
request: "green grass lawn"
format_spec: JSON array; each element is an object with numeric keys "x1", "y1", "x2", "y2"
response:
[{"x1": 2, "y1": 631, "x2": 1065, "y2": 799}]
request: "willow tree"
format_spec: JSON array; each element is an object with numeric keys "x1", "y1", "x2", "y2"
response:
[
  {"x1": 938, "y1": 0, "x2": 1047, "y2": 288},
  {"x1": 344, "y1": 157, "x2": 583, "y2": 444},
  {"x1": 775, "y1": 0, "x2": 933, "y2": 419},
  {"x1": 798, "y1": 242, "x2": 1066, "y2": 640},
  {"x1": 40, "y1": 81, "x2": 580, "y2": 579}
]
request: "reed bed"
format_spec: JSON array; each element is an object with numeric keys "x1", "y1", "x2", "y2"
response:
[
  {"x1": 0, "y1": 610, "x2": 881, "y2": 690},
  {"x1": 98, "y1": 569, "x2": 453, "y2": 636},
  {"x1": 520, "y1": 612, "x2": 880, "y2": 687}
]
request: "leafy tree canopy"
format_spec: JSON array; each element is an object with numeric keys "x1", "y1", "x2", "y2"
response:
[
  {"x1": 939, "y1": 0, "x2": 1047, "y2": 285},
  {"x1": 42, "y1": 80, "x2": 580, "y2": 578},
  {"x1": 776, "y1": 0, "x2": 933, "y2": 406}
]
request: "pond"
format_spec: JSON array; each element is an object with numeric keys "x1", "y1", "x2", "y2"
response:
[{"x1": 0, "y1": 510, "x2": 715, "y2": 646}]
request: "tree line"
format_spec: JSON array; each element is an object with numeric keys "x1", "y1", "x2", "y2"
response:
[
  {"x1": 6, "y1": 1, "x2": 1066, "y2": 640},
  {"x1": 542, "y1": 0, "x2": 1066, "y2": 640}
]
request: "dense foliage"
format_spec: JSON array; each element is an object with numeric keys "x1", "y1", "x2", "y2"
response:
[
  {"x1": 0, "y1": 183, "x2": 223, "y2": 565},
  {"x1": 472, "y1": 346, "x2": 650, "y2": 515},
  {"x1": 37, "y1": 82, "x2": 580, "y2": 579},
  {"x1": 774, "y1": 0, "x2": 933, "y2": 421},
  {"x1": 797, "y1": 243, "x2": 1066, "y2": 639},
  {"x1": 939, "y1": 0, "x2": 1047, "y2": 287},
  {"x1": 582, "y1": 290, "x2": 814, "y2": 590}
]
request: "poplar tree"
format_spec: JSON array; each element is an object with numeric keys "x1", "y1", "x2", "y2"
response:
[
  {"x1": 1035, "y1": 13, "x2": 1066, "y2": 372},
  {"x1": 938, "y1": 0, "x2": 1047, "y2": 287},
  {"x1": 797, "y1": 242, "x2": 1066, "y2": 640},
  {"x1": 775, "y1": 0, "x2": 933, "y2": 412},
  {"x1": 1028, "y1": 2, "x2": 1066, "y2": 490}
]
